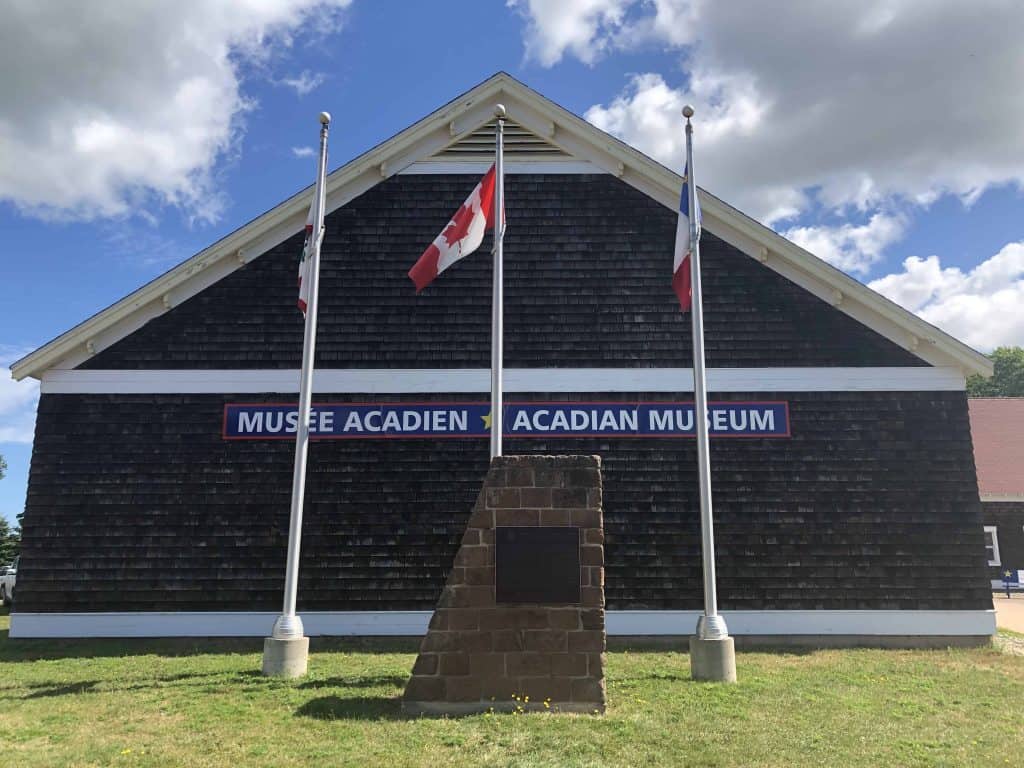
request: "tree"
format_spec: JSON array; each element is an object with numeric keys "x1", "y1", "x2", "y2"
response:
[
  {"x1": 0, "y1": 517, "x2": 17, "y2": 565},
  {"x1": 0, "y1": 454, "x2": 17, "y2": 562},
  {"x1": 967, "y1": 347, "x2": 1024, "y2": 397}
]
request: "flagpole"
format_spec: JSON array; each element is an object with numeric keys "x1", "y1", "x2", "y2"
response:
[
  {"x1": 263, "y1": 111, "x2": 330, "y2": 678},
  {"x1": 683, "y1": 104, "x2": 736, "y2": 682},
  {"x1": 490, "y1": 104, "x2": 505, "y2": 459}
]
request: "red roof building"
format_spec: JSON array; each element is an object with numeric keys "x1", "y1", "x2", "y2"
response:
[
  {"x1": 969, "y1": 398, "x2": 1024, "y2": 586},
  {"x1": 969, "y1": 398, "x2": 1024, "y2": 499}
]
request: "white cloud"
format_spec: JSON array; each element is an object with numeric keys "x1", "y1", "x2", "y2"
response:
[
  {"x1": 785, "y1": 213, "x2": 906, "y2": 275},
  {"x1": 0, "y1": 347, "x2": 39, "y2": 445},
  {"x1": 520, "y1": 1, "x2": 1024, "y2": 348},
  {"x1": 0, "y1": 0, "x2": 351, "y2": 224},
  {"x1": 291, "y1": 146, "x2": 316, "y2": 158},
  {"x1": 279, "y1": 70, "x2": 327, "y2": 96},
  {"x1": 612, "y1": 0, "x2": 700, "y2": 49},
  {"x1": 515, "y1": 1, "x2": 1024, "y2": 227},
  {"x1": 508, "y1": 0, "x2": 633, "y2": 67},
  {"x1": 508, "y1": 0, "x2": 698, "y2": 66},
  {"x1": 869, "y1": 242, "x2": 1024, "y2": 351}
]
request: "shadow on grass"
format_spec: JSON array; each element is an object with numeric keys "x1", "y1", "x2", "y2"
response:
[
  {"x1": 607, "y1": 639, "x2": 826, "y2": 657},
  {"x1": 312, "y1": 637, "x2": 421, "y2": 654},
  {"x1": 23, "y1": 680, "x2": 100, "y2": 699},
  {"x1": 297, "y1": 674, "x2": 408, "y2": 690},
  {"x1": 0, "y1": 628, "x2": 419, "y2": 663},
  {"x1": 1, "y1": 670, "x2": 253, "y2": 702},
  {"x1": 295, "y1": 694, "x2": 407, "y2": 721},
  {"x1": 0, "y1": 630, "x2": 265, "y2": 662},
  {"x1": 624, "y1": 671, "x2": 691, "y2": 683}
]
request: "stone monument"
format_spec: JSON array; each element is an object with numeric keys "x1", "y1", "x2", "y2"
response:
[{"x1": 402, "y1": 455, "x2": 606, "y2": 715}]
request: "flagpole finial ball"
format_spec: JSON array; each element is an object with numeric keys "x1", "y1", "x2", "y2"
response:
[
  {"x1": 319, "y1": 112, "x2": 331, "y2": 125},
  {"x1": 494, "y1": 103, "x2": 506, "y2": 118},
  {"x1": 682, "y1": 105, "x2": 695, "y2": 119}
]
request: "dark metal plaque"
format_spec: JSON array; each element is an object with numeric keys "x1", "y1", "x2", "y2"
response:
[{"x1": 495, "y1": 526, "x2": 581, "y2": 604}]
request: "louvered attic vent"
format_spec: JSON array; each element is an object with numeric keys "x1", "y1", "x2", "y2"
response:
[{"x1": 436, "y1": 120, "x2": 569, "y2": 159}]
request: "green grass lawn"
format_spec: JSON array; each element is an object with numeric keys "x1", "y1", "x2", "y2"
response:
[{"x1": 1, "y1": 609, "x2": 1022, "y2": 768}]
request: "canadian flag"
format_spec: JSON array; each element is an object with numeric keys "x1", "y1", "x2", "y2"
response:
[{"x1": 408, "y1": 165, "x2": 497, "y2": 292}]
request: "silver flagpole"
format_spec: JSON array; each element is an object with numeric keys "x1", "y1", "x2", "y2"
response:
[
  {"x1": 682, "y1": 106, "x2": 734, "y2": 677},
  {"x1": 490, "y1": 104, "x2": 506, "y2": 459},
  {"x1": 263, "y1": 111, "x2": 330, "y2": 677}
]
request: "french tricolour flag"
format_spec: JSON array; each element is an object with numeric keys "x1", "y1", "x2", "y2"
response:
[
  {"x1": 672, "y1": 165, "x2": 701, "y2": 312},
  {"x1": 408, "y1": 165, "x2": 497, "y2": 292}
]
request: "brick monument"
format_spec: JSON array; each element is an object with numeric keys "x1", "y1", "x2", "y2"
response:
[{"x1": 402, "y1": 455, "x2": 606, "y2": 715}]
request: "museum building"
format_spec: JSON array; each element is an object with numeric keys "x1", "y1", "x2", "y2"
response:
[{"x1": 9, "y1": 74, "x2": 996, "y2": 642}]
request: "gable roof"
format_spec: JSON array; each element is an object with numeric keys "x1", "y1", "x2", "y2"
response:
[
  {"x1": 10, "y1": 72, "x2": 993, "y2": 381},
  {"x1": 969, "y1": 398, "x2": 1024, "y2": 500}
]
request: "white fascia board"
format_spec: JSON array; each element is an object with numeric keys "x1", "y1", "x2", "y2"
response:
[
  {"x1": 40, "y1": 366, "x2": 967, "y2": 395},
  {"x1": 10, "y1": 609, "x2": 995, "y2": 639},
  {"x1": 981, "y1": 494, "x2": 1024, "y2": 502},
  {"x1": 11, "y1": 73, "x2": 992, "y2": 381}
]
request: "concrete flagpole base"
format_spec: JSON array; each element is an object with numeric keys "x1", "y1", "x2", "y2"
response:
[
  {"x1": 261, "y1": 637, "x2": 309, "y2": 678},
  {"x1": 689, "y1": 635, "x2": 737, "y2": 683}
]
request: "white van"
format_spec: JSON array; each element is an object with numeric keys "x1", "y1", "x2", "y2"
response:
[{"x1": 0, "y1": 556, "x2": 18, "y2": 606}]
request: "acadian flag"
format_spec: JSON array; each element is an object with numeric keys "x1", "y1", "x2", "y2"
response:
[
  {"x1": 408, "y1": 165, "x2": 497, "y2": 292},
  {"x1": 672, "y1": 165, "x2": 701, "y2": 312}
]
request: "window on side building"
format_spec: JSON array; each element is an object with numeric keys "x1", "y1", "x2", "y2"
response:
[{"x1": 984, "y1": 526, "x2": 1001, "y2": 567}]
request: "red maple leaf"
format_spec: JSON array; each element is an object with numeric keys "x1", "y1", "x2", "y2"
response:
[{"x1": 441, "y1": 200, "x2": 476, "y2": 247}]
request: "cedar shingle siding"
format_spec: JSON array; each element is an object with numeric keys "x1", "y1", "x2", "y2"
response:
[
  {"x1": 20, "y1": 389, "x2": 988, "y2": 612},
  {"x1": 83, "y1": 175, "x2": 923, "y2": 370},
  {"x1": 19, "y1": 174, "x2": 988, "y2": 614}
]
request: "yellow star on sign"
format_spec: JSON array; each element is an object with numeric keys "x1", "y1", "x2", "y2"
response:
[{"x1": 481, "y1": 411, "x2": 492, "y2": 430}]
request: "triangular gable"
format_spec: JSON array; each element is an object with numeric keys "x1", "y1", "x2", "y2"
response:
[{"x1": 11, "y1": 72, "x2": 992, "y2": 380}]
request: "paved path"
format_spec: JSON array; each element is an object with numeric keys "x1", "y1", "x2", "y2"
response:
[{"x1": 993, "y1": 592, "x2": 1024, "y2": 633}]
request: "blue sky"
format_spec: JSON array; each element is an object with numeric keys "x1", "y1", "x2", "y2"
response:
[{"x1": 2, "y1": 0, "x2": 1023, "y2": 525}]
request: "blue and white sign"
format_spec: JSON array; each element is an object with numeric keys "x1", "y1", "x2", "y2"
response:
[{"x1": 223, "y1": 401, "x2": 790, "y2": 440}]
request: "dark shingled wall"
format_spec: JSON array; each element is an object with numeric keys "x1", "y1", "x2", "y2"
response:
[
  {"x1": 18, "y1": 390, "x2": 990, "y2": 613},
  {"x1": 983, "y1": 502, "x2": 1024, "y2": 581},
  {"x1": 20, "y1": 172, "x2": 987, "y2": 618},
  {"x1": 82, "y1": 174, "x2": 924, "y2": 370}
]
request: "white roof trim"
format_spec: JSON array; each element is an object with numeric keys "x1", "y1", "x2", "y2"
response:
[
  {"x1": 11, "y1": 72, "x2": 992, "y2": 381},
  {"x1": 39, "y1": 366, "x2": 967, "y2": 394}
]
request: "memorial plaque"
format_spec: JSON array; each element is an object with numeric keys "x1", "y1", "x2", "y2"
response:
[{"x1": 495, "y1": 526, "x2": 581, "y2": 604}]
